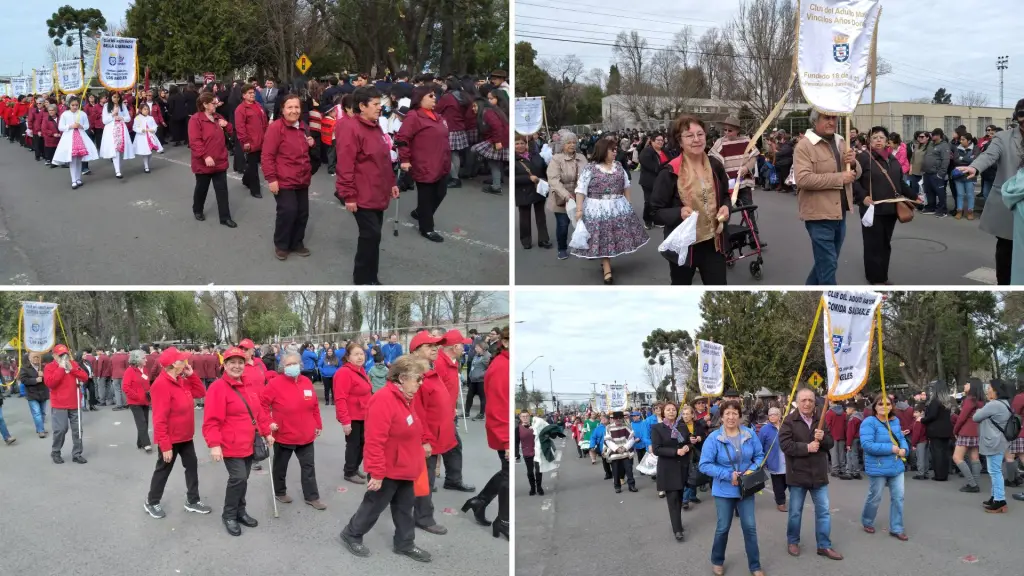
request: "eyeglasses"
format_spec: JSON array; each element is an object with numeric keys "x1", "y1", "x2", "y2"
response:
[
  {"x1": 401, "y1": 374, "x2": 425, "y2": 383},
  {"x1": 682, "y1": 133, "x2": 706, "y2": 141}
]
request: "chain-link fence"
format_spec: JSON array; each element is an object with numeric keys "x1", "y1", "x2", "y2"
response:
[{"x1": 275, "y1": 315, "x2": 509, "y2": 352}]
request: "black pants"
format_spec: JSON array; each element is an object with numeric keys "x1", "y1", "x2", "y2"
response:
[
  {"x1": 242, "y1": 151, "x2": 261, "y2": 196},
  {"x1": 33, "y1": 135, "x2": 43, "y2": 160},
  {"x1": 85, "y1": 380, "x2": 98, "y2": 408},
  {"x1": 129, "y1": 405, "x2": 151, "y2": 448},
  {"x1": 930, "y1": 437, "x2": 952, "y2": 481},
  {"x1": 343, "y1": 420, "x2": 365, "y2": 476},
  {"x1": 641, "y1": 184, "x2": 654, "y2": 225},
  {"x1": 635, "y1": 446, "x2": 647, "y2": 465},
  {"x1": 273, "y1": 188, "x2": 310, "y2": 251},
  {"x1": 665, "y1": 489, "x2": 684, "y2": 533},
  {"x1": 442, "y1": 416, "x2": 464, "y2": 485},
  {"x1": 193, "y1": 171, "x2": 231, "y2": 221},
  {"x1": 602, "y1": 456, "x2": 613, "y2": 478},
  {"x1": 233, "y1": 137, "x2": 247, "y2": 173},
  {"x1": 776, "y1": 164, "x2": 792, "y2": 190},
  {"x1": 91, "y1": 127, "x2": 103, "y2": 149},
  {"x1": 466, "y1": 380, "x2": 485, "y2": 415},
  {"x1": 669, "y1": 239, "x2": 727, "y2": 285},
  {"x1": 44, "y1": 146, "x2": 55, "y2": 162},
  {"x1": 322, "y1": 375, "x2": 334, "y2": 404},
  {"x1": 415, "y1": 178, "x2": 448, "y2": 233},
  {"x1": 343, "y1": 477, "x2": 416, "y2": 551},
  {"x1": 861, "y1": 213, "x2": 897, "y2": 284},
  {"x1": 612, "y1": 458, "x2": 635, "y2": 489},
  {"x1": 524, "y1": 455, "x2": 542, "y2": 491},
  {"x1": 171, "y1": 118, "x2": 187, "y2": 144},
  {"x1": 475, "y1": 450, "x2": 509, "y2": 523},
  {"x1": 352, "y1": 209, "x2": 384, "y2": 284},
  {"x1": 518, "y1": 202, "x2": 550, "y2": 245},
  {"x1": 147, "y1": 440, "x2": 200, "y2": 505},
  {"x1": 272, "y1": 442, "x2": 319, "y2": 501},
  {"x1": 222, "y1": 456, "x2": 253, "y2": 520},
  {"x1": 770, "y1": 472, "x2": 787, "y2": 505},
  {"x1": 996, "y1": 237, "x2": 1013, "y2": 286},
  {"x1": 736, "y1": 187, "x2": 762, "y2": 236}
]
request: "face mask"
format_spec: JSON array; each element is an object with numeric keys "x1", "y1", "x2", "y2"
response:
[{"x1": 284, "y1": 365, "x2": 301, "y2": 378}]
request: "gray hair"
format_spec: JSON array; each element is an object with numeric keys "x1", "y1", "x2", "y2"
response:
[
  {"x1": 553, "y1": 129, "x2": 577, "y2": 155},
  {"x1": 282, "y1": 351, "x2": 301, "y2": 365},
  {"x1": 47, "y1": 104, "x2": 57, "y2": 113},
  {"x1": 768, "y1": 407, "x2": 781, "y2": 417},
  {"x1": 128, "y1": 349, "x2": 146, "y2": 367}
]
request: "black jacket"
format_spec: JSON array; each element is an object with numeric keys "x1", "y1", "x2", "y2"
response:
[
  {"x1": 921, "y1": 398, "x2": 953, "y2": 439},
  {"x1": 779, "y1": 409, "x2": 835, "y2": 488},
  {"x1": 775, "y1": 141, "x2": 794, "y2": 167},
  {"x1": 182, "y1": 90, "x2": 198, "y2": 119},
  {"x1": 515, "y1": 153, "x2": 547, "y2": 207},
  {"x1": 167, "y1": 92, "x2": 188, "y2": 121},
  {"x1": 649, "y1": 155, "x2": 731, "y2": 265},
  {"x1": 18, "y1": 363, "x2": 48, "y2": 403},
  {"x1": 638, "y1": 145, "x2": 665, "y2": 190},
  {"x1": 853, "y1": 149, "x2": 917, "y2": 217},
  {"x1": 650, "y1": 419, "x2": 692, "y2": 492}
]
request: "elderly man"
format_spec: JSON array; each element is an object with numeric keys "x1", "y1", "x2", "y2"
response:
[
  {"x1": 794, "y1": 110, "x2": 861, "y2": 285},
  {"x1": 710, "y1": 116, "x2": 766, "y2": 246},
  {"x1": 959, "y1": 97, "x2": 1024, "y2": 285},
  {"x1": 779, "y1": 387, "x2": 842, "y2": 561}
]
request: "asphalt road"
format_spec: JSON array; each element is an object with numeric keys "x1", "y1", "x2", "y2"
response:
[
  {"x1": 0, "y1": 391, "x2": 508, "y2": 576},
  {"x1": 514, "y1": 179, "x2": 999, "y2": 286},
  {"x1": 0, "y1": 140, "x2": 508, "y2": 285},
  {"x1": 515, "y1": 437, "x2": 1021, "y2": 576}
]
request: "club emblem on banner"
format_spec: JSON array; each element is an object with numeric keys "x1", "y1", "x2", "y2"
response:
[
  {"x1": 831, "y1": 327, "x2": 845, "y2": 354},
  {"x1": 702, "y1": 362, "x2": 709, "y2": 374},
  {"x1": 832, "y1": 34, "x2": 850, "y2": 63},
  {"x1": 31, "y1": 322, "x2": 41, "y2": 333}
]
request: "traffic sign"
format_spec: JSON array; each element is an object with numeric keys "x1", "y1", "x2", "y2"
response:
[
  {"x1": 295, "y1": 54, "x2": 312, "y2": 74},
  {"x1": 808, "y1": 371, "x2": 823, "y2": 389}
]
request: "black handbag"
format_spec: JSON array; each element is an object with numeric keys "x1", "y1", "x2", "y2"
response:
[
  {"x1": 230, "y1": 386, "x2": 269, "y2": 462},
  {"x1": 727, "y1": 433, "x2": 768, "y2": 499}
]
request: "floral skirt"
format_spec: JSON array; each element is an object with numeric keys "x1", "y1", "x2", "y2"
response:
[{"x1": 570, "y1": 195, "x2": 649, "y2": 259}]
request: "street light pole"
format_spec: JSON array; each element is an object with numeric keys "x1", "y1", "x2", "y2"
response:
[
  {"x1": 548, "y1": 365, "x2": 555, "y2": 412},
  {"x1": 521, "y1": 354, "x2": 543, "y2": 409},
  {"x1": 997, "y1": 56, "x2": 1009, "y2": 108}
]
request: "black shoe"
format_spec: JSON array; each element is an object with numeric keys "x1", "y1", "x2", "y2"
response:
[
  {"x1": 421, "y1": 231, "x2": 443, "y2": 243},
  {"x1": 223, "y1": 517, "x2": 241, "y2": 536},
  {"x1": 461, "y1": 497, "x2": 491, "y2": 526},
  {"x1": 674, "y1": 531, "x2": 685, "y2": 542},
  {"x1": 614, "y1": 487, "x2": 622, "y2": 493},
  {"x1": 194, "y1": 213, "x2": 205, "y2": 221},
  {"x1": 959, "y1": 484, "x2": 980, "y2": 493},
  {"x1": 341, "y1": 533, "x2": 370, "y2": 557},
  {"x1": 682, "y1": 501, "x2": 690, "y2": 510},
  {"x1": 184, "y1": 499, "x2": 212, "y2": 514},
  {"x1": 416, "y1": 523, "x2": 448, "y2": 535},
  {"x1": 395, "y1": 546, "x2": 432, "y2": 563},
  {"x1": 251, "y1": 192, "x2": 262, "y2": 198},
  {"x1": 690, "y1": 496, "x2": 702, "y2": 504},
  {"x1": 51, "y1": 452, "x2": 64, "y2": 464},
  {"x1": 912, "y1": 474, "x2": 927, "y2": 480},
  {"x1": 410, "y1": 209, "x2": 419, "y2": 221},
  {"x1": 522, "y1": 242, "x2": 532, "y2": 249},
  {"x1": 72, "y1": 456, "x2": 87, "y2": 464},
  {"x1": 529, "y1": 487, "x2": 536, "y2": 496},
  {"x1": 220, "y1": 219, "x2": 237, "y2": 228},
  {"x1": 628, "y1": 485, "x2": 638, "y2": 492},
  {"x1": 492, "y1": 519, "x2": 509, "y2": 539},
  {"x1": 1012, "y1": 492, "x2": 1024, "y2": 502},
  {"x1": 483, "y1": 186, "x2": 502, "y2": 195},
  {"x1": 236, "y1": 513, "x2": 258, "y2": 527},
  {"x1": 984, "y1": 499, "x2": 1008, "y2": 513},
  {"x1": 472, "y1": 414, "x2": 484, "y2": 421},
  {"x1": 144, "y1": 501, "x2": 166, "y2": 519},
  {"x1": 604, "y1": 474, "x2": 613, "y2": 480},
  {"x1": 538, "y1": 240, "x2": 553, "y2": 249},
  {"x1": 448, "y1": 178, "x2": 462, "y2": 188}
]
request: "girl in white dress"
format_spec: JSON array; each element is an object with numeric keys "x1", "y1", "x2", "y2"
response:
[
  {"x1": 53, "y1": 96, "x2": 100, "y2": 189},
  {"x1": 99, "y1": 91, "x2": 135, "y2": 178},
  {"x1": 132, "y1": 103, "x2": 163, "y2": 173}
]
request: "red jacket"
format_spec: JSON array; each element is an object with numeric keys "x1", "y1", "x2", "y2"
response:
[
  {"x1": 145, "y1": 353, "x2": 161, "y2": 383},
  {"x1": 435, "y1": 92, "x2": 467, "y2": 132},
  {"x1": 333, "y1": 363, "x2": 372, "y2": 424},
  {"x1": 953, "y1": 397, "x2": 981, "y2": 438},
  {"x1": 261, "y1": 119, "x2": 312, "y2": 190},
  {"x1": 412, "y1": 370, "x2": 457, "y2": 455},
  {"x1": 434, "y1": 352, "x2": 461, "y2": 412},
  {"x1": 234, "y1": 101, "x2": 268, "y2": 152},
  {"x1": 29, "y1": 105, "x2": 44, "y2": 134},
  {"x1": 202, "y1": 375, "x2": 271, "y2": 458},
  {"x1": 396, "y1": 109, "x2": 451, "y2": 183},
  {"x1": 188, "y1": 112, "x2": 233, "y2": 174},
  {"x1": 1013, "y1": 393, "x2": 1024, "y2": 439},
  {"x1": 41, "y1": 114, "x2": 61, "y2": 148},
  {"x1": 484, "y1": 348, "x2": 509, "y2": 450},
  {"x1": 111, "y1": 352, "x2": 128, "y2": 379},
  {"x1": 151, "y1": 371, "x2": 207, "y2": 452},
  {"x1": 910, "y1": 420, "x2": 927, "y2": 446},
  {"x1": 846, "y1": 413, "x2": 862, "y2": 445},
  {"x1": 482, "y1": 108, "x2": 508, "y2": 146},
  {"x1": 97, "y1": 354, "x2": 112, "y2": 378},
  {"x1": 43, "y1": 360, "x2": 90, "y2": 410},
  {"x1": 84, "y1": 103, "x2": 103, "y2": 131},
  {"x1": 242, "y1": 361, "x2": 268, "y2": 389},
  {"x1": 363, "y1": 382, "x2": 426, "y2": 481},
  {"x1": 145, "y1": 100, "x2": 164, "y2": 126},
  {"x1": 334, "y1": 114, "x2": 393, "y2": 210},
  {"x1": 261, "y1": 373, "x2": 322, "y2": 445},
  {"x1": 824, "y1": 408, "x2": 847, "y2": 442},
  {"x1": 895, "y1": 405, "x2": 915, "y2": 435},
  {"x1": 122, "y1": 366, "x2": 151, "y2": 406}
]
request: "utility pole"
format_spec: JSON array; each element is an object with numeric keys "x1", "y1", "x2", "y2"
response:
[
  {"x1": 997, "y1": 56, "x2": 1009, "y2": 108},
  {"x1": 548, "y1": 365, "x2": 555, "y2": 412}
]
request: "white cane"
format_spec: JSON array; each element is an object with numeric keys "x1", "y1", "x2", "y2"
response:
[
  {"x1": 268, "y1": 443, "x2": 279, "y2": 518},
  {"x1": 458, "y1": 377, "x2": 468, "y2": 432},
  {"x1": 76, "y1": 383, "x2": 83, "y2": 445}
]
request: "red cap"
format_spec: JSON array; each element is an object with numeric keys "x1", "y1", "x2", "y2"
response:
[
  {"x1": 409, "y1": 330, "x2": 443, "y2": 351},
  {"x1": 222, "y1": 347, "x2": 246, "y2": 361},
  {"x1": 158, "y1": 346, "x2": 191, "y2": 368},
  {"x1": 440, "y1": 329, "x2": 472, "y2": 345},
  {"x1": 53, "y1": 344, "x2": 69, "y2": 356},
  {"x1": 239, "y1": 338, "x2": 255, "y2": 350}
]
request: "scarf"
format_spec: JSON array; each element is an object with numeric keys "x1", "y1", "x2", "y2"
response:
[
  {"x1": 112, "y1": 107, "x2": 125, "y2": 154},
  {"x1": 677, "y1": 153, "x2": 720, "y2": 246},
  {"x1": 518, "y1": 152, "x2": 530, "y2": 161},
  {"x1": 69, "y1": 111, "x2": 88, "y2": 158},
  {"x1": 144, "y1": 120, "x2": 160, "y2": 151},
  {"x1": 876, "y1": 147, "x2": 891, "y2": 161},
  {"x1": 663, "y1": 418, "x2": 681, "y2": 441}
]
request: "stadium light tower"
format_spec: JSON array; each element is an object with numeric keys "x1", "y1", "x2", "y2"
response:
[{"x1": 997, "y1": 56, "x2": 1009, "y2": 108}]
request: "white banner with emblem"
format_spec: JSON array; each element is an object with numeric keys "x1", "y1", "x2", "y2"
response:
[
  {"x1": 605, "y1": 382, "x2": 627, "y2": 412},
  {"x1": 22, "y1": 302, "x2": 59, "y2": 353},
  {"x1": 822, "y1": 290, "x2": 882, "y2": 399},
  {"x1": 12, "y1": 76, "x2": 30, "y2": 96},
  {"x1": 56, "y1": 59, "x2": 85, "y2": 93},
  {"x1": 696, "y1": 340, "x2": 725, "y2": 397},
  {"x1": 97, "y1": 36, "x2": 138, "y2": 90},
  {"x1": 514, "y1": 97, "x2": 544, "y2": 135},
  {"x1": 797, "y1": 0, "x2": 881, "y2": 114}
]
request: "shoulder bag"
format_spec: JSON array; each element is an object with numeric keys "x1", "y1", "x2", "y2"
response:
[
  {"x1": 871, "y1": 156, "x2": 914, "y2": 223},
  {"x1": 727, "y1": 431, "x2": 769, "y2": 499},
  {"x1": 229, "y1": 386, "x2": 270, "y2": 462}
]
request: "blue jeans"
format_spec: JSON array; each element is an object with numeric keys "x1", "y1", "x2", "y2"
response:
[
  {"x1": 861, "y1": 473, "x2": 904, "y2": 535},
  {"x1": 28, "y1": 399, "x2": 48, "y2": 434},
  {"x1": 982, "y1": 178, "x2": 994, "y2": 200},
  {"x1": 787, "y1": 485, "x2": 832, "y2": 549},
  {"x1": 711, "y1": 496, "x2": 760, "y2": 571},
  {"x1": 683, "y1": 485, "x2": 696, "y2": 503},
  {"x1": 554, "y1": 212, "x2": 570, "y2": 252},
  {"x1": 0, "y1": 406, "x2": 10, "y2": 440},
  {"x1": 986, "y1": 454, "x2": 1005, "y2": 501},
  {"x1": 922, "y1": 173, "x2": 947, "y2": 212},
  {"x1": 954, "y1": 179, "x2": 975, "y2": 211},
  {"x1": 805, "y1": 220, "x2": 846, "y2": 285}
]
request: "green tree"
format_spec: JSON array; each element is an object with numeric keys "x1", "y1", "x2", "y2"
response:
[
  {"x1": 349, "y1": 292, "x2": 364, "y2": 331},
  {"x1": 932, "y1": 88, "x2": 952, "y2": 105},
  {"x1": 514, "y1": 42, "x2": 547, "y2": 97},
  {"x1": 573, "y1": 85, "x2": 604, "y2": 124},
  {"x1": 606, "y1": 64, "x2": 621, "y2": 95},
  {"x1": 46, "y1": 6, "x2": 107, "y2": 70},
  {"x1": 642, "y1": 329, "x2": 694, "y2": 400}
]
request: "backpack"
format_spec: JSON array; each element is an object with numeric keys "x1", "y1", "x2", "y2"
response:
[{"x1": 992, "y1": 400, "x2": 1022, "y2": 442}]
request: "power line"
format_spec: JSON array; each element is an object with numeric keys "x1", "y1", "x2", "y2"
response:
[{"x1": 517, "y1": 0, "x2": 722, "y2": 26}]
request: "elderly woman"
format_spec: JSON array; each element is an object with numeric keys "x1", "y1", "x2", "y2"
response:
[
  {"x1": 189, "y1": 91, "x2": 236, "y2": 227},
  {"x1": 860, "y1": 393, "x2": 910, "y2": 538},
  {"x1": 18, "y1": 352, "x2": 48, "y2": 437},
  {"x1": 261, "y1": 93, "x2": 315, "y2": 260},
  {"x1": 650, "y1": 401, "x2": 692, "y2": 541},
  {"x1": 397, "y1": 86, "x2": 451, "y2": 243},
  {"x1": 515, "y1": 133, "x2": 551, "y2": 250},
  {"x1": 547, "y1": 129, "x2": 589, "y2": 260},
  {"x1": 340, "y1": 354, "x2": 433, "y2": 562},
  {"x1": 202, "y1": 347, "x2": 274, "y2": 536},
  {"x1": 333, "y1": 345, "x2": 373, "y2": 484},
  {"x1": 122, "y1": 349, "x2": 153, "y2": 453},
  {"x1": 757, "y1": 406, "x2": 787, "y2": 511},
  {"x1": 261, "y1": 352, "x2": 326, "y2": 510},
  {"x1": 146, "y1": 347, "x2": 211, "y2": 520}
]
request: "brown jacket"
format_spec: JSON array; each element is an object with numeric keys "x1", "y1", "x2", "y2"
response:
[
  {"x1": 546, "y1": 152, "x2": 587, "y2": 213},
  {"x1": 779, "y1": 407, "x2": 834, "y2": 488},
  {"x1": 794, "y1": 129, "x2": 862, "y2": 221}
]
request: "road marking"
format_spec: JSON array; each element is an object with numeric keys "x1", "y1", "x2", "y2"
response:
[
  {"x1": 154, "y1": 154, "x2": 507, "y2": 254},
  {"x1": 541, "y1": 498, "x2": 552, "y2": 511},
  {"x1": 555, "y1": 451, "x2": 562, "y2": 462},
  {"x1": 964, "y1": 267, "x2": 997, "y2": 284},
  {"x1": 550, "y1": 472, "x2": 557, "y2": 478}
]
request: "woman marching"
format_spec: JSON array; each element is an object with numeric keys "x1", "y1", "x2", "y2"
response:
[
  {"x1": 53, "y1": 96, "x2": 99, "y2": 190},
  {"x1": 860, "y1": 394, "x2": 910, "y2": 539},
  {"x1": 122, "y1": 349, "x2": 153, "y2": 453},
  {"x1": 396, "y1": 86, "x2": 451, "y2": 243},
  {"x1": 650, "y1": 400, "x2": 692, "y2": 542},
  {"x1": 132, "y1": 102, "x2": 163, "y2": 174},
  {"x1": 189, "y1": 91, "x2": 236, "y2": 227},
  {"x1": 333, "y1": 344, "x2": 373, "y2": 484},
  {"x1": 100, "y1": 91, "x2": 135, "y2": 179}
]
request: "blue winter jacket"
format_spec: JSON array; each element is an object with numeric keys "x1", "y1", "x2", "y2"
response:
[
  {"x1": 859, "y1": 415, "x2": 909, "y2": 477},
  {"x1": 301, "y1": 349, "x2": 318, "y2": 371},
  {"x1": 756, "y1": 423, "x2": 784, "y2": 474},
  {"x1": 631, "y1": 418, "x2": 651, "y2": 450},
  {"x1": 364, "y1": 352, "x2": 375, "y2": 372},
  {"x1": 590, "y1": 424, "x2": 607, "y2": 454},
  {"x1": 318, "y1": 355, "x2": 340, "y2": 379},
  {"x1": 698, "y1": 426, "x2": 765, "y2": 499},
  {"x1": 381, "y1": 342, "x2": 403, "y2": 365}
]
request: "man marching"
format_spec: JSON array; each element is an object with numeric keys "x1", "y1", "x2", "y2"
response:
[{"x1": 44, "y1": 344, "x2": 90, "y2": 464}]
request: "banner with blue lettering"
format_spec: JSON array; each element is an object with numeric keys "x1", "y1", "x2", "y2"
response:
[{"x1": 821, "y1": 290, "x2": 882, "y2": 399}]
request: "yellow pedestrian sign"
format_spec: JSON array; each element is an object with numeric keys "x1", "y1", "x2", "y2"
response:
[
  {"x1": 295, "y1": 54, "x2": 312, "y2": 74},
  {"x1": 7, "y1": 337, "x2": 19, "y2": 349},
  {"x1": 808, "y1": 371, "x2": 823, "y2": 390}
]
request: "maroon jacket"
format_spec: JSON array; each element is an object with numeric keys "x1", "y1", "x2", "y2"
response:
[
  {"x1": 110, "y1": 352, "x2": 128, "y2": 379},
  {"x1": 335, "y1": 114, "x2": 393, "y2": 210},
  {"x1": 396, "y1": 109, "x2": 451, "y2": 184},
  {"x1": 953, "y1": 396, "x2": 981, "y2": 438},
  {"x1": 188, "y1": 112, "x2": 233, "y2": 174},
  {"x1": 894, "y1": 405, "x2": 915, "y2": 435},
  {"x1": 846, "y1": 413, "x2": 862, "y2": 445},
  {"x1": 435, "y1": 92, "x2": 466, "y2": 133},
  {"x1": 84, "y1": 103, "x2": 103, "y2": 132},
  {"x1": 261, "y1": 119, "x2": 312, "y2": 190},
  {"x1": 29, "y1": 105, "x2": 44, "y2": 134},
  {"x1": 234, "y1": 101, "x2": 268, "y2": 152},
  {"x1": 41, "y1": 114, "x2": 61, "y2": 148},
  {"x1": 482, "y1": 108, "x2": 508, "y2": 146},
  {"x1": 910, "y1": 420, "x2": 927, "y2": 446},
  {"x1": 824, "y1": 407, "x2": 847, "y2": 442}
]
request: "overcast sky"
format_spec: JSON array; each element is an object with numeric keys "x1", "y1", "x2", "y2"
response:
[
  {"x1": 0, "y1": 1, "x2": 130, "y2": 76},
  {"x1": 516, "y1": 0, "x2": 1024, "y2": 107},
  {"x1": 515, "y1": 290, "x2": 704, "y2": 396}
]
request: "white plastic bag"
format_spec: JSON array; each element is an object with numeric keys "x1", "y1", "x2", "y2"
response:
[
  {"x1": 566, "y1": 198, "x2": 578, "y2": 228},
  {"x1": 657, "y1": 212, "x2": 699, "y2": 266},
  {"x1": 785, "y1": 168, "x2": 796, "y2": 187},
  {"x1": 568, "y1": 220, "x2": 590, "y2": 250},
  {"x1": 636, "y1": 451, "x2": 658, "y2": 476},
  {"x1": 536, "y1": 179, "x2": 550, "y2": 198},
  {"x1": 861, "y1": 203, "x2": 875, "y2": 227},
  {"x1": 540, "y1": 143, "x2": 553, "y2": 164},
  {"x1": 917, "y1": 179, "x2": 926, "y2": 204}
]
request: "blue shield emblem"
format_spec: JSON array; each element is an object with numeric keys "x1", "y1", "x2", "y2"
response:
[
  {"x1": 833, "y1": 43, "x2": 849, "y2": 63},
  {"x1": 702, "y1": 363, "x2": 709, "y2": 374},
  {"x1": 832, "y1": 334, "x2": 843, "y2": 354},
  {"x1": 31, "y1": 322, "x2": 41, "y2": 333}
]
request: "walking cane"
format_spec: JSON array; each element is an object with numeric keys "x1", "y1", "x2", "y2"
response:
[
  {"x1": 393, "y1": 168, "x2": 403, "y2": 237},
  {"x1": 458, "y1": 375, "x2": 469, "y2": 432},
  {"x1": 268, "y1": 447, "x2": 279, "y2": 518},
  {"x1": 76, "y1": 382, "x2": 83, "y2": 445}
]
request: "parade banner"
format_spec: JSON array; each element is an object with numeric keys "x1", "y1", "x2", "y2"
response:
[
  {"x1": 21, "y1": 302, "x2": 59, "y2": 353},
  {"x1": 594, "y1": 387, "x2": 607, "y2": 413},
  {"x1": 36, "y1": 67, "x2": 54, "y2": 94},
  {"x1": 514, "y1": 97, "x2": 545, "y2": 135},
  {"x1": 696, "y1": 340, "x2": 725, "y2": 397},
  {"x1": 2, "y1": 83, "x2": 10, "y2": 97},
  {"x1": 606, "y1": 382, "x2": 627, "y2": 412},
  {"x1": 821, "y1": 290, "x2": 882, "y2": 400},
  {"x1": 12, "y1": 76, "x2": 30, "y2": 96},
  {"x1": 56, "y1": 59, "x2": 84, "y2": 93},
  {"x1": 797, "y1": 0, "x2": 881, "y2": 115},
  {"x1": 97, "y1": 36, "x2": 138, "y2": 90}
]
